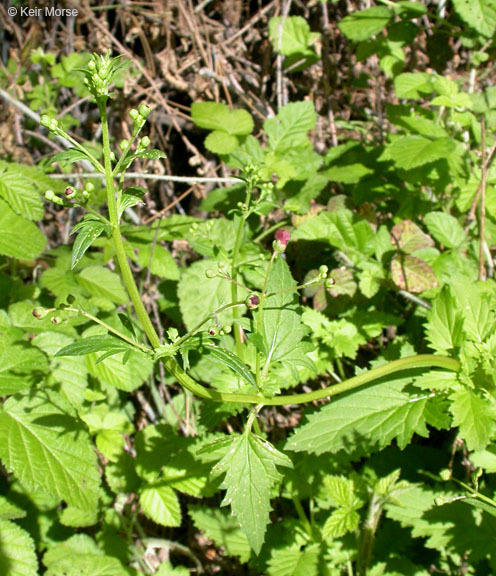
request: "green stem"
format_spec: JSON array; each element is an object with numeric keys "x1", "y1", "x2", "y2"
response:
[
  {"x1": 256, "y1": 251, "x2": 276, "y2": 388},
  {"x1": 231, "y1": 206, "x2": 250, "y2": 360},
  {"x1": 160, "y1": 354, "x2": 460, "y2": 406},
  {"x1": 98, "y1": 98, "x2": 161, "y2": 349},
  {"x1": 292, "y1": 496, "x2": 313, "y2": 540},
  {"x1": 65, "y1": 307, "x2": 151, "y2": 353}
]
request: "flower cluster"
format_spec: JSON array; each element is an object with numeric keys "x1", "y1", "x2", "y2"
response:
[{"x1": 82, "y1": 52, "x2": 128, "y2": 101}]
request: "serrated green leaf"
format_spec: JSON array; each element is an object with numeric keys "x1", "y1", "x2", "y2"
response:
[
  {"x1": 424, "y1": 212, "x2": 465, "y2": 249},
  {"x1": 140, "y1": 484, "x2": 181, "y2": 527},
  {"x1": 390, "y1": 220, "x2": 433, "y2": 256},
  {"x1": 0, "y1": 390, "x2": 100, "y2": 510},
  {"x1": 0, "y1": 519, "x2": 38, "y2": 576},
  {"x1": 0, "y1": 199, "x2": 46, "y2": 260},
  {"x1": 212, "y1": 433, "x2": 292, "y2": 554},
  {"x1": 204, "y1": 344, "x2": 257, "y2": 389},
  {"x1": 380, "y1": 136, "x2": 456, "y2": 169},
  {"x1": 45, "y1": 554, "x2": 132, "y2": 576},
  {"x1": 78, "y1": 265, "x2": 127, "y2": 304},
  {"x1": 0, "y1": 496, "x2": 26, "y2": 520},
  {"x1": 189, "y1": 507, "x2": 251, "y2": 562},
  {"x1": 425, "y1": 288, "x2": 464, "y2": 353},
  {"x1": 71, "y1": 215, "x2": 108, "y2": 269},
  {"x1": 257, "y1": 257, "x2": 315, "y2": 377},
  {"x1": 86, "y1": 349, "x2": 153, "y2": 392},
  {"x1": 191, "y1": 102, "x2": 254, "y2": 135},
  {"x1": 449, "y1": 387, "x2": 496, "y2": 451},
  {"x1": 394, "y1": 72, "x2": 434, "y2": 98},
  {"x1": 0, "y1": 164, "x2": 44, "y2": 220},
  {"x1": 452, "y1": 0, "x2": 496, "y2": 37},
  {"x1": 267, "y1": 543, "x2": 320, "y2": 576},
  {"x1": 178, "y1": 259, "x2": 234, "y2": 331},
  {"x1": 287, "y1": 377, "x2": 429, "y2": 455},
  {"x1": 323, "y1": 507, "x2": 360, "y2": 539},
  {"x1": 338, "y1": 6, "x2": 392, "y2": 42},
  {"x1": 0, "y1": 335, "x2": 48, "y2": 395},
  {"x1": 264, "y1": 101, "x2": 316, "y2": 153},
  {"x1": 269, "y1": 16, "x2": 320, "y2": 57}
]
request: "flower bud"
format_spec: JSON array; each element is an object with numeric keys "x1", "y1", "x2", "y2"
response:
[
  {"x1": 32, "y1": 307, "x2": 48, "y2": 319},
  {"x1": 205, "y1": 269, "x2": 216, "y2": 279},
  {"x1": 64, "y1": 187, "x2": 76, "y2": 200},
  {"x1": 208, "y1": 327, "x2": 217, "y2": 336},
  {"x1": 246, "y1": 293, "x2": 260, "y2": 310},
  {"x1": 51, "y1": 316, "x2": 61, "y2": 325},
  {"x1": 139, "y1": 103, "x2": 151, "y2": 118},
  {"x1": 85, "y1": 182, "x2": 95, "y2": 193},
  {"x1": 140, "y1": 136, "x2": 151, "y2": 148},
  {"x1": 40, "y1": 114, "x2": 51, "y2": 128},
  {"x1": 129, "y1": 108, "x2": 139, "y2": 121},
  {"x1": 273, "y1": 229, "x2": 290, "y2": 254},
  {"x1": 222, "y1": 325, "x2": 232, "y2": 334},
  {"x1": 110, "y1": 151, "x2": 116, "y2": 161},
  {"x1": 318, "y1": 265, "x2": 328, "y2": 278},
  {"x1": 119, "y1": 139, "x2": 130, "y2": 151},
  {"x1": 324, "y1": 277, "x2": 335, "y2": 289}
]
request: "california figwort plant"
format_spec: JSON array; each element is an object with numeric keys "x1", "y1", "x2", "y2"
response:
[{"x1": 2, "y1": 7, "x2": 496, "y2": 572}]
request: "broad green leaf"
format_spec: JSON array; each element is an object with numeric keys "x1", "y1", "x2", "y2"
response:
[
  {"x1": 380, "y1": 136, "x2": 456, "y2": 169},
  {"x1": 204, "y1": 130, "x2": 239, "y2": 154},
  {"x1": 119, "y1": 186, "x2": 146, "y2": 215},
  {"x1": 0, "y1": 163, "x2": 44, "y2": 220},
  {"x1": 0, "y1": 199, "x2": 46, "y2": 260},
  {"x1": 267, "y1": 543, "x2": 320, "y2": 576},
  {"x1": 0, "y1": 519, "x2": 38, "y2": 576},
  {"x1": 139, "y1": 484, "x2": 181, "y2": 527},
  {"x1": 71, "y1": 215, "x2": 108, "y2": 269},
  {"x1": 0, "y1": 335, "x2": 48, "y2": 395},
  {"x1": 287, "y1": 377, "x2": 429, "y2": 455},
  {"x1": 269, "y1": 16, "x2": 320, "y2": 57},
  {"x1": 324, "y1": 163, "x2": 373, "y2": 183},
  {"x1": 449, "y1": 388, "x2": 496, "y2": 451},
  {"x1": 203, "y1": 344, "x2": 257, "y2": 389},
  {"x1": 451, "y1": 281, "x2": 495, "y2": 343},
  {"x1": 257, "y1": 257, "x2": 315, "y2": 376},
  {"x1": 131, "y1": 239, "x2": 179, "y2": 281},
  {"x1": 45, "y1": 554, "x2": 132, "y2": 576},
  {"x1": 178, "y1": 259, "x2": 234, "y2": 331},
  {"x1": 390, "y1": 254, "x2": 438, "y2": 293},
  {"x1": 189, "y1": 507, "x2": 251, "y2": 562},
  {"x1": 394, "y1": 72, "x2": 434, "y2": 98},
  {"x1": 191, "y1": 102, "x2": 254, "y2": 135},
  {"x1": 323, "y1": 507, "x2": 361, "y2": 539},
  {"x1": 212, "y1": 433, "x2": 293, "y2": 554},
  {"x1": 425, "y1": 288, "x2": 464, "y2": 353},
  {"x1": 264, "y1": 101, "x2": 316, "y2": 153},
  {"x1": 86, "y1": 349, "x2": 153, "y2": 392},
  {"x1": 77, "y1": 265, "x2": 127, "y2": 304},
  {"x1": 424, "y1": 212, "x2": 465, "y2": 248},
  {"x1": 390, "y1": 219, "x2": 435, "y2": 254},
  {"x1": 0, "y1": 496, "x2": 25, "y2": 520},
  {"x1": 338, "y1": 6, "x2": 392, "y2": 41},
  {"x1": 49, "y1": 147, "x2": 94, "y2": 167},
  {"x1": 0, "y1": 390, "x2": 100, "y2": 510},
  {"x1": 452, "y1": 0, "x2": 496, "y2": 37}
]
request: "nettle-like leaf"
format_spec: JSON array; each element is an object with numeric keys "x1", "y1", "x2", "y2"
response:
[
  {"x1": 394, "y1": 72, "x2": 434, "y2": 99},
  {"x1": 264, "y1": 101, "x2": 316, "y2": 153},
  {"x1": 77, "y1": 265, "x2": 127, "y2": 304},
  {"x1": 390, "y1": 220, "x2": 434, "y2": 254},
  {"x1": 0, "y1": 199, "x2": 46, "y2": 260},
  {"x1": 71, "y1": 215, "x2": 109, "y2": 269},
  {"x1": 269, "y1": 16, "x2": 320, "y2": 70},
  {"x1": 212, "y1": 432, "x2": 293, "y2": 554},
  {"x1": 139, "y1": 484, "x2": 182, "y2": 527},
  {"x1": 425, "y1": 287, "x2": 464, "y2": 353},
  {"x1": 452, "y1": 0, "x2": 496, "y2": 38},
  {"x1": 257, "y1": 257, "x2": 316, "y2": 379},
  {"x1": 449, "y1": 387, "x2": 496, "y2": 451},
  {"x1": 191, "y1": 102, "x2": 254, "y2": 154},
  {"x1": 189, "y1": 506, "x2": 251, "y2": 563},
  {"x1": 0, "y1": 519, "x2": 38, "y2": 576},
  {"x1": 0, "y1": 160, "x2": 45, "y2": 220},
  {"x1": 322, "y1": 476, "x2": 364, "y2": 539},
  {"x1": 287, "y1": 375, "x2": 430, "y2": 456},
  {"x1": 0, "y1": 334, "x2": 48, "y2": 395},
  {"x1": 0, "y1": 389, "x2": 100, "y2": 511},
  {"x1": 267, "y1": 543, "x2": 320, "y2": 576},
  {"x1": 178, "y1": 259, "x2": 234, "y2": 331},
  {"x1": 380, "y1": 135, "x2": 457, "y2": 169},
  {"x1": 424, "y1": 212, "x2": 466, "y2": 249},
  {"x1": 338, "y1": 6, "x2": 392, "y2": 42}
]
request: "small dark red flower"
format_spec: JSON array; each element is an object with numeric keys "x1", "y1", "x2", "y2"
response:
[{"x1": 275, "y1": 229, "x2": 291, "y2": 246}]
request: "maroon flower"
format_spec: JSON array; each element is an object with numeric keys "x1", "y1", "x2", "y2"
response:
[
  {"x1": 273, "y1": 229, "x2": 291, "y2": 253},
  {"x1": 246, "y1": 293, "x2": 260, "y2": 310}
]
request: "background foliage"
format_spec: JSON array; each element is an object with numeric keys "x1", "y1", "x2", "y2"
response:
[{"x1": 1, "y1": 1, "x2": 496, "y2": 574}]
